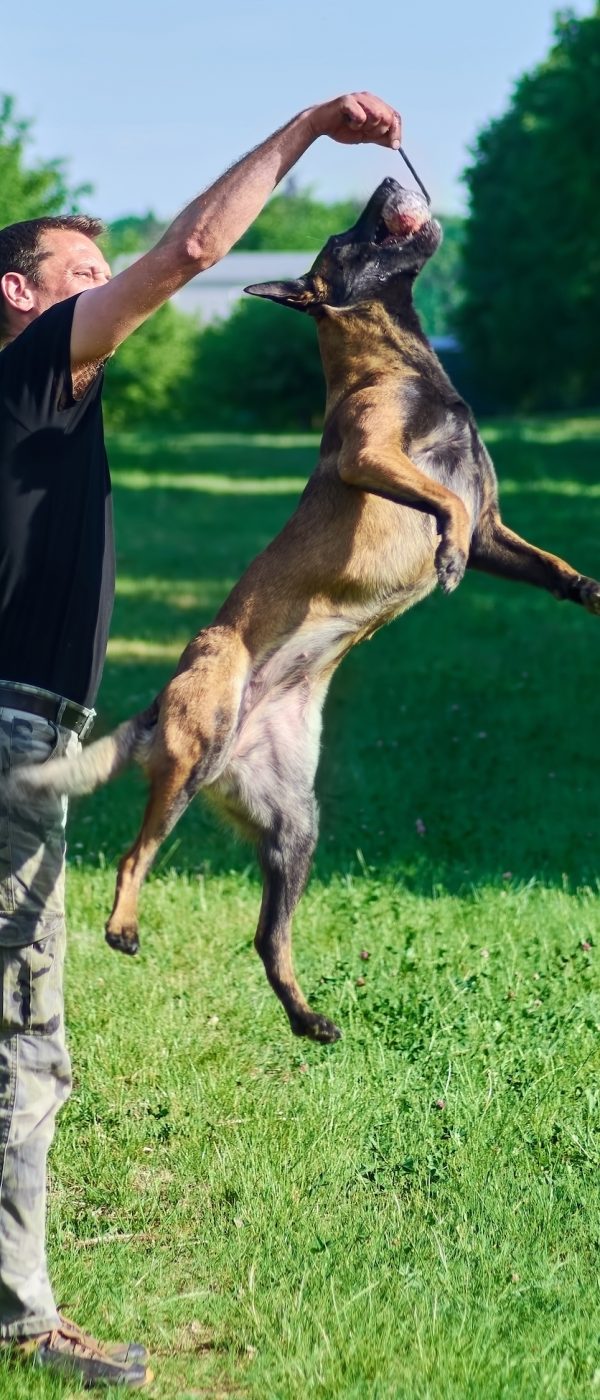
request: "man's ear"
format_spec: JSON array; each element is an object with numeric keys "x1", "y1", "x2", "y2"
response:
[
  {"x1": 243, "y1": 275, "x2": 319, "y2": 313},
  {"x1": 0, "y1": 271, "x2": 35, "y2": 314}
]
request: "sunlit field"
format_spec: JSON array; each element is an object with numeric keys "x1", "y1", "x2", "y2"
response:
[{"x1": 3, "y1": 415, "x2": 600, "y2": 1399}]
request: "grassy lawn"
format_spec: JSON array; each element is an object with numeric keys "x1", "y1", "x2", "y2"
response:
[{"x1": 2, "y1": 415, "x2": 599, "y2": 1399}]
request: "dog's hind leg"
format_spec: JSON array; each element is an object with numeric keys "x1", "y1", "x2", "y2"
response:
[
  {"x1": 470, "y1": 511, "x2": 600, "y2": 613},
  {"x1": 106, "y1": 628, "x2": 248, "y2": 954},
  {"x1": 106, "y1": 773, "x2": 193, "y2": 954},
  {"x1": 222, "y1": 682, "x2": 341, "y2": 1043},
  {"x1": 255, "y1": 797, "x2": 341, "y2": 1043}
]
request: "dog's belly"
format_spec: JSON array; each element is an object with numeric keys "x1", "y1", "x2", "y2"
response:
[
  {"x1": 208, "y1": 482, "x2": 440, "y2": 826},
  {"x1": 221, "y1": 581, "x2": 429, "y2": 759},
  {"x1": 211, "y1": 573, "x2": 433, "y2": 828},
  {"x1": 244, "y1": 566, "x2": 434, "y2": 700},
  {"x1": 210, "y1": 627, "x2": 343, "y2": 828},
  {"x1": 207, "y1": 520, "x2": 437, "y2": 828}
]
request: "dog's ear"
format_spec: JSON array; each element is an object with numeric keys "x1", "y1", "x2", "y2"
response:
[{"x1": 244, "y1": 276, "x2": 319, "y2": 313}]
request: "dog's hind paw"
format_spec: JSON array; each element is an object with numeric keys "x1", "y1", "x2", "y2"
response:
[
  {"x1": 435, "y1": 541, "x2": 467, "y2": 595},
  {"x1": 576, "y1": 576, "x2": 600, "y2": 615},
  {"x1": 105, "y1": 923, "x2": 140, "y2": 956},
  {"x1": 290, "y1": 1011, "x2": 342, "y2": 1044}
]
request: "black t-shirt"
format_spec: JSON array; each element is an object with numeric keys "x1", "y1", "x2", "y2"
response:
[{"x1": 0, "y1": 295, "x2": 115, "y2": 707}]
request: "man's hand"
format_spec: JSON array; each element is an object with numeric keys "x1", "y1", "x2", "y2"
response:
[{"x1": 308, "y1": 92, "x2": 401, "y2": 149}]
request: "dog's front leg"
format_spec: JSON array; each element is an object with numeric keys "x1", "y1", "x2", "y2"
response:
[
  {"x1": 470, "y1": 511, "x2": 600, "y2": 614},
  {"x1": 338, "y1": 403, "x2": 471, "y2": 593}
]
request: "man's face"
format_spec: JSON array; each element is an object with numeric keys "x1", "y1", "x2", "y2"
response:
[{"x1": 29, "y1": 228, "x2": 112, "y2": 313}]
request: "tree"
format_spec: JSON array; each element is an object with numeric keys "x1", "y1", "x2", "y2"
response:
[
  {"x1": 459, "y1": 6, "x2": 600, "y2": 410},
  {"x1": 103, "y1": 212, "x2": 166, "y2": 260},
  {"x1": 103, "y1": 302, "x2": 201, "y2": 429},
  {"x1": 183, "y1": 297, "x2": 323, "y2": 431},
  {"x1": 0, "y1": 95, "x2": 91, "y2": 227},
  {"x1": 235, "y1": 185, "x2": 362, "y2": 252},
  {"x1": 414, "y1": 214, "x2": 464, "y2": 338}
]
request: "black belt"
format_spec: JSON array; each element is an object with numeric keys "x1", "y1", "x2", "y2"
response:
[{"x1": 0, "y1": 684, "x2": 95, "y2": 738}]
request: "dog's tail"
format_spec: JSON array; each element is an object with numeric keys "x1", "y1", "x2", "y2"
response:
[{"x1": 5, "y1": 703, "x2": 158, "y2": 801}]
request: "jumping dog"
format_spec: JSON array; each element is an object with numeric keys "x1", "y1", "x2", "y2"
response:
[{"x1": 12, "y1": 177, "x2": 600, "y2": 1043}]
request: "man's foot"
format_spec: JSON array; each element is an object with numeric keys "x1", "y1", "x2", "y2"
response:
[
  {"x1": 13, "y1": 1316, "x2": 152, "y2": 1388},
  {"x1": 58, "y1": 1314, "x2": 149, "y2": 1365}
]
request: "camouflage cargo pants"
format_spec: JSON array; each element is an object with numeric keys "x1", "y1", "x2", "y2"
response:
[{"x1": 0, "y1": 705, "x2": 80, "y2": 1338}]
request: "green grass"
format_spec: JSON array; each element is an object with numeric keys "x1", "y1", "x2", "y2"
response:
[{"x1": 3, "y1": 415, "x2": 600, "y2": 1399}]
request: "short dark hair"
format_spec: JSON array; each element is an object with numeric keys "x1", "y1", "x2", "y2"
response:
[{"x1": 0, "y1": 214, "x2": 105, "y2": 339}]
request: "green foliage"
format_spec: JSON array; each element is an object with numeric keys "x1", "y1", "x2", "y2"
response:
[
  {"x1": 103, "y1": 211, "x2": 166, "y2": 261},
  {"x1": 0, "y1": 94, "x2": 91, "y2": 227},
  {"x1": 235, "y1": 185, "x2": 362, "y2": 251},
  {"x1": 103, "y1": 302, "x2": 201, "y2": 429},
  {"x1": 414, "y1": 213, "x2": 464, "y2": 337},
  {"x1": 186, "y1": 297, "x2": 324, "y2": 430},
  {"x1": 460, "y1": 7, "x2": 600, "y2": 410}
]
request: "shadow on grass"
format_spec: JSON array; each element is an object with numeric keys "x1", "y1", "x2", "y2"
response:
[
  {"x1": 73, "y1": 418, "x2": 600, "y2": 899},
  {"x1": 108, "y1": 429, "x2": 321, "y2": 480}
]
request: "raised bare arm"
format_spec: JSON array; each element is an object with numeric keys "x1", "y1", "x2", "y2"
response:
[{"x1": 71, "y1": 93, "x2": 402, "y2": 368}]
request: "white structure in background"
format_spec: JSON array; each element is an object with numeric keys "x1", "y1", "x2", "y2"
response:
[{"x1": 172, "y1": 251, "x2": 315, "y2": 323}]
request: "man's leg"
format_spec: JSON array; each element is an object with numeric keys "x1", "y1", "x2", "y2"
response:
[
  {"x1": 0, "y1": 706, "x2": 151, "y2": 1387},
  {"x1": 0, "y1": 932, "x2": 71, "y2": 1337},
  {"x1": 0, "y1": 709, "x2": 76, "y2": 1336}
]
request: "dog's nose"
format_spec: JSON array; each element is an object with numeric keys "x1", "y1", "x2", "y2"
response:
[{"x1": 376, "y1": 177, "x2": 402, "y2": 202}]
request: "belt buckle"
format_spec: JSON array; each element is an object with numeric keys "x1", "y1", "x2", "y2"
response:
[{"x1": 78, "y1": 710, "x2": 96, "y2": 741}]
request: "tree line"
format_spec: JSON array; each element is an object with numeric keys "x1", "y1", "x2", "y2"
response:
[
  {"x1": 2, "y1": 4, "x2": 599, "y2": 423},
  {"x1": 458, "y1": 4, "x2": 600, "y2": 412}
]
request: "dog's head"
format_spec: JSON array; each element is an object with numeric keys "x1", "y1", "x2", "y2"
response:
[{"x1": 245, "y1": 178, "x2": 442, "y2": 314}]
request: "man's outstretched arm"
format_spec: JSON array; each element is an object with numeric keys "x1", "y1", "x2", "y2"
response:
[{"x1": 71, "y1": 92, "x2": 401, "y2": 368}]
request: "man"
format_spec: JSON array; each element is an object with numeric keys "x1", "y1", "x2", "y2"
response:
[{"x1": 0, "y1": 92, "x2": 402, "y2": 1388}]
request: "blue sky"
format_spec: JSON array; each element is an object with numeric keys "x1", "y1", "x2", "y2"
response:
[{"x1": 3, "y1": 0, "x2": 593, "y2": 221}]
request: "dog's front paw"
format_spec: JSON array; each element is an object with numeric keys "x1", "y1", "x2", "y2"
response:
[
  {"x1": 105, "y1": 920, "x2": 140, "y2": 956},
  {"x1": 435, "y1": 539, "x2": 467, "y2": 595},
  {"x1": 290, "y1": 1011, "x2": 342, "y2": 1043}
]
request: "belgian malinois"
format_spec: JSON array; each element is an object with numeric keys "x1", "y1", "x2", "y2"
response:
[{"x1": 11, "y1": 177, "x2": 600, "y2": 1043}]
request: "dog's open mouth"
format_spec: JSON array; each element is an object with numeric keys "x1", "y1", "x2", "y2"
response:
[{"x1": 372, "y1": 202, "x2": 430, "y2": 248}]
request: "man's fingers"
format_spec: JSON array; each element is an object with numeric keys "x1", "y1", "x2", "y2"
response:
[
  {"x1": 370, "y1": 117, "x2": 399, "y2": 148},
  {"x1": 369, "y1": 118, "x2": 392, "y2": 136},
  {"x1": 345, "y1": 94, "x2": 402, "y2": 147},
  {"x1": 315, "y1": 92, "x2": 402, "y2": 148},
  {"x1": 341, "y1": 95, "x2": 368, "y2": 127}
]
